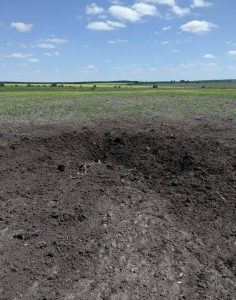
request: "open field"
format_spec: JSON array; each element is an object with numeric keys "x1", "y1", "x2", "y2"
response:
[
  {"x1": 0, "y1": 87, "x2": 236, "y2": 131},
  {"x1": 0, "y1": 88, "x2": 236, "y2": 299}
]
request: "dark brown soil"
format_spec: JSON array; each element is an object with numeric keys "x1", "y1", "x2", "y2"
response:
[{"x1": 0, "y1": 118, "x2": 235, "y2": 300}]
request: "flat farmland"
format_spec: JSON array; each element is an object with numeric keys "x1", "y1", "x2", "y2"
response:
[
  {"x1": 0, "y1": 87, "x2": 236, "y2": 130},
  {"x1": 0, "y1": 87, "x2": 235, "y2": 299}
]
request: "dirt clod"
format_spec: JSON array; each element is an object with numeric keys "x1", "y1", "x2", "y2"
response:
[{"x1": 57, "y1": 164, "x2": 65, "y2": 172}]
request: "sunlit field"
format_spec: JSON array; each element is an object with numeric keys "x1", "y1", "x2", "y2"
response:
[{"x1": 0, "y1": 84, "x2": 236, "y2": 131}]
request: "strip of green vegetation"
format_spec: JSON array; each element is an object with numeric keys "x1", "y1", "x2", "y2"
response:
[
  {"x1": 1, "y1": 87, "x2": 236, "y2": 96},
  {"x1": 0, "y1": 88, "x2": 235, "y2": 131}
]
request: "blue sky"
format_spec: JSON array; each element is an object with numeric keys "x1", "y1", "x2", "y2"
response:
[{"x1": 0, "y1": 0, "x2": 236, "y2": 81}]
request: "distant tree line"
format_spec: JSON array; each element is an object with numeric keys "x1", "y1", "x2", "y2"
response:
[{"x1": 1, "y1": 79, "x2": 236, "y2": 86}]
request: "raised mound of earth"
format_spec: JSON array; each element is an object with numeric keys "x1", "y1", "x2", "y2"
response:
[{"x1": 0, "y1": 118, "x2": 235, "y2": 299}]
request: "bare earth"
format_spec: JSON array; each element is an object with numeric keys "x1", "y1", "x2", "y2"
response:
[{"x1": 0, "y1": 117, "x2": 235, "y2": 300}]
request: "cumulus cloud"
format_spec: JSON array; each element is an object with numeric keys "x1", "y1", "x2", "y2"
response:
[
  {"x1": 132, "y1": 3, "x2": 159, "y2": 17},
  {"x1": 86, "y1": 3, "x2": 104, "y2": 15},
  {"x1": 10, "y1": 22, "x2": 33, "y2": 32},
  {"x1": 227, "y1": 50, "x2": 236, "y2": 58},
  {"x1": 180, "y1": 20, "x2": 218, "y2": 33},
  {"x1": 191, "y1": 0, "x2": 212, "y2": 8},
  {"x1": 171, "y1": 5, "x2": 190, "y2": 17},
  {"x1": 87, "y1": 20, "x2": 126, "y2": 30},
  {"x1": 141, "y1": 0, "x2": 190, "y2": 17},
  {"x1": 109, "y1": 5, "x2": 141, "y2": 22},
  {"x1": 109, "y1": 3, "x2": 159, "y2": 23},
  {"x1": 203, "y1": 54, "x2": 216, "y2": 59},
  {"x1": 85, "y1": 1, "x2": 190, "y2": 31}
]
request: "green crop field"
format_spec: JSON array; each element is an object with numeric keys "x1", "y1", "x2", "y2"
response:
[{"x1": 0, "y1": 85, "x2": 235, "y2": 131}]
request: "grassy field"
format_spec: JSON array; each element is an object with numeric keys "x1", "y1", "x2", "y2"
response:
[{"x1": 0, "y1": 86, "x2": 236, "y2": 130}]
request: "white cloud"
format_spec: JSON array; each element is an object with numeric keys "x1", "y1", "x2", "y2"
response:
[
  {"x1": 141, "y1": 0, "x2": 190, "y2": 17},
  {"x1": 109, "y1": 5, "x2": 141, "y2": 22},
  {"x1": 132, "y1": 3, "x2": 159, "y2": 17},
  {"x1": 10, "y1": 22, "x2": 33, "y2": 32},
  {"x1": 36, "y1": 43, "x2": 56, "y2": 48},
  {"x1": 142, "y1": 0, "x2": 175, "y2": 5},
  {"x1": 43, "y1": 38, "x2": 67, "y2": 45},
  {"x1": 5, "y1": 53, "x2": 32, "y2": 59},
  {"x1": 5, "y1": 52, "x2": 39, "y2": 63},
  {"x1": 86, "y1": 1, "x2": 185, "y2": 31},
  {"x1": 161, "y1": 40, "x2": 169, "y2": 45},
  {"x1": 107, "y1": 39, "x2": 127, "y2": 44},
  {"x1": 28, "y1": 58, "x2": 40, "y2": 63},
  {"x1": 171, "y1": 5, "x2": 190, "y2": 17},
  {"x1": 108, "y1": 3, "x2": 159, "y2": 23},
  {"x1": 88, "y1": 65, "x2": 96, "y2": 69},
  {"x1": 191, "y1": 0, "x2": 212, "y2": 8},
  {"x1": 171, "y1": 49, "x2": 179, "y2": 52},
  {"x1": 44, "y1": 52, "x2": 60, "y2": 56},
  {"x1": 162, "y1": 26, "x2": 171, "y2": 31},
  {"x1": 87, "y1": 20, "x2": 125, "y2": 30},
  {"x1": 227, "y1": 51, "x2": 236, "y2": 58},
  {"x1": 180, "y1": 20, "x2": 218, "y2": 33},
  {"x1": 86, "y1": 3, "x2": 104, "y2": 15},
  {"x1": 85, "y1": 65, "x2": 98, "y2": 72},
  {"x1": 35, "y1": 38, "x2": 66, "y2": 51},
  {"x1": 203, "y1": 54, "x2": 217, "y2": 59}
]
